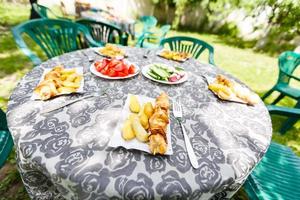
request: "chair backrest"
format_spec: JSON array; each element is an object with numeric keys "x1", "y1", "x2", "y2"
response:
[
  {"x1": 278, "y1": 51, "x2": 300, "y2": 84},
  {"x1": 76, "y1": 19, "x2": 127, "y2": 45},
  {"x1": 160, "y1": 36, "x2": 215, "y2": 65},
  {"x1": 158, "y1": 25, "x2": 171, "y2": 43},
  {"x1": 33, "y1": 3, "x2": 51, "y2": 18},
  {"x1": 140, "y1": 15, "x2": 157, "y2": 31},
  {"x1": 244, "y1": 142, "x2": 300, "y2": 200},
  {"x1": 12, "y1": 19, "x2": 91, "y2": 65},
  {"x1": 0, "y1": 109, "x2": 8, "y2": 131},
  {"x1": 0, "y1": 108, "x2": 13, "y2": 169}
]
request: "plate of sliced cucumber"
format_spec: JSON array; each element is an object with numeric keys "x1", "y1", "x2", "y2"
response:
[{"x1": 142, "y1": 63, "x2": 188, "y2": 85}]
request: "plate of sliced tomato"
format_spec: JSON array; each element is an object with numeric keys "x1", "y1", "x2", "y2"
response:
[{"x1": 90, "y1": 58, "x2": 139, "y2": 79}]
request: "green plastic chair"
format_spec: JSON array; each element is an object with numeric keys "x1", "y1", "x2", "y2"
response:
[
  {"x1": 135, "y1": 15, "x2": 157, "y2": 40},
  {"x1": 136, "y1": 24, "x2": 171, "y2": 48},
  {"x1": 76, "y1": 18, "x2": 129, "y2": 46},
  {"x1": 140, "y1": 15, "x2": 157, "y2": 33},
  {"x1": 0, "y1": 108, "x2": 13, "y2": 169},
  {"x1": 267, "y1": 104, "x2": 300, "y2": 134},
  {"x1": 244, "y1": 142, "x2": 300, "y2": 200},
  {"x1": 159, "y1": 36, "x2": 215, "y2": 65},
  {"x1": 12, "y1": 19, "x2": 102, "y2": 66},
  {"x1": 33, "y1": 3, "x2": 68, "y2": 20},
  {"x1": 262, "y1": 51, "x2": 300, "y2": 104}
]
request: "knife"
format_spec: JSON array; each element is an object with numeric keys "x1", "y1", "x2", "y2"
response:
[{"x1": 41, "y1": 89, "x2": 108, "y2": 114}]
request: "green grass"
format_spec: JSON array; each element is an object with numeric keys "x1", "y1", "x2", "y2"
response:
[{"x1": 0, "y1": 2, "x2": 299, "y2": 200}]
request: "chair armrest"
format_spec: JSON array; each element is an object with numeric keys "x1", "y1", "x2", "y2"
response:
[
  {"x1": 12, "y1": 27, "x2": 42, "y2": 66},
  {"x1": 21, "y1": 48, "x2": 42, "y2": 66},
  {"x1": 281, "y1": 70, "x2": 300, "y2": 82},
  {"x1": 136, "y1": 31, "x2": 158, "y2": 47},
  {"x1": 78, "y1": 25, "x2": 104, "y2": 47},
  {"x1": 267, "y1": 105, "x2": 300, "y2": 118},
  {"x1": 144, "y1": 35, "x2": 159, "y2": 40}
]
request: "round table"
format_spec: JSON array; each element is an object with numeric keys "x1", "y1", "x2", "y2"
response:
[{"x1": 7, "y1": 47, "x2": 272, "y2": 200}]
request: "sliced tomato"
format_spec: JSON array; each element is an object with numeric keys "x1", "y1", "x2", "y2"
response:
[
  {"x1": 128, "y1": 65, "x2": 135, "y2": 74},
  {"x1": 95, "y1": 65, "x2": 101, "y2": 72},
  {"x1": 117, "y1": 72, "x2": 127, "y2": 77},
  {"x1": 107, "y1": 60, "x2": 120, "y2": 69},
  {"x1": 107, "y1": 69, "x2": 117, "y2": 77},
  {"x1": 102, "y1": 59, "x2": 109, "y2": 66},
  {"x1": 114, "y1": 63, "x2": 124, "y2": 72},
  {"x1": 98, "y1": 62, "x2": 109, "y2": 72},
  {"x1": 94, "y1": 61, "x2": 101, "y2": 67},
  {"x1": 100, "y1": 68, "x2": 107, "y2": 75},
  {"x1": 94, "y1": 61, "x2": 100, "y2": 71}
]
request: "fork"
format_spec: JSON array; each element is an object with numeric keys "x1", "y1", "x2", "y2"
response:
[
  {"x1": 82, "y1": 51, "x2": 95, "y2": 63},
  {"x1": 143, "y1": 50, "x2": 151, "y2": 58},
  {"x1": 173, "y1": 101, "x2": 199, "y2": 169}
]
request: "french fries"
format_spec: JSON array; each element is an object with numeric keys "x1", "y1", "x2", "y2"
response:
[
  {"x1": 99, "y1": 43, "x2": 125, "y2": 58},
  {"x1": 160, "y1": 50, "x2": 190, "y2": 61},
  {"x1": 34, "y1": 65, "x2": 82, "y2": 100}
]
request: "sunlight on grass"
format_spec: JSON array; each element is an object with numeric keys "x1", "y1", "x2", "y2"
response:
[{"x1": 0, "y1": 3, "x2": 30, "y2": 26}]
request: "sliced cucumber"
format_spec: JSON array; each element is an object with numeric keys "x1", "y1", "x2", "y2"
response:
[{"x1": 148, "y1": 71, "x2": 160, "y2": 80}]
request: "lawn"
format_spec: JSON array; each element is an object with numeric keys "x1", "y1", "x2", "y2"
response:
[{"x1": 0, "y1": 2, "x2": 299, "y2": 200}]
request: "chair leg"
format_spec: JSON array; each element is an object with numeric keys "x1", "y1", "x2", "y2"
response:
[
  {"x1": 261, "y1": 89, "x2": 274, "y2": 101},
  {"x1": 280, "y1": 117, "x2": 298, "y2": 134},
  {"x1": 271, "y1": 93, "x2": 285, "y2": 105},
  {"x1": 280, "y1": 99, "x2": 300, "y2": 134}
]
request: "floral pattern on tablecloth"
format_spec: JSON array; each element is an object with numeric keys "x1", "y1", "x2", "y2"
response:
[{"x1": 7, "y1": 47, "x2": 272, "y2": 200}]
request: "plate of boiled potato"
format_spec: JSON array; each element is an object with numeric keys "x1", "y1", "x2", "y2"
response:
[{"x1": 109, "y1": 93, "x2": 173, "y2": 155}]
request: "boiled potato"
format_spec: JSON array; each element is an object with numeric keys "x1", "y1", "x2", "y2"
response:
[
  {"x1": 122, "y1": 119, "x2": 135, "y2": 140},
  {"x1": 129, "y1": 113, "x2": 138, "y2": 123},
  {"x1": 139, "y1": 113, "x2": 149, "y2": 129},
  {"x1": 132, "y1": 118, "x2": 149, "y2": 142},
  {"x1": 129, "y1": 95, "x2": 140, "y2": 113},
  {"x1": 144, "y1": 102, "x2": 154, "y2": 118}
]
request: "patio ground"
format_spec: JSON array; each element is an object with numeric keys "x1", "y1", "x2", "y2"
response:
[{"x1": 0, "y1": 2, "x2": 299, "y2": 200}]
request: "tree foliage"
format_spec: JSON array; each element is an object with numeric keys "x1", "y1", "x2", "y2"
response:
[{"x1": 152, "y1": 0, "x2": 300, "y2": 53}]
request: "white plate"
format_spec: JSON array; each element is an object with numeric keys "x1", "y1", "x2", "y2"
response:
[
  {"x1": 142, "y1": 64, "x2": 188, "y2": 85},
  {"x1": 31, "y1": 67, "x2": 84, "y2": 100},
  {"x1": 90, "y1": 61, "x2": 140, "y2": 80},
  {"x1": 108, "y1": 94, "x2": 173, "y2": 155},
  {"x1": 93, "y1": 47, "x2": 126, "y2": 59}
]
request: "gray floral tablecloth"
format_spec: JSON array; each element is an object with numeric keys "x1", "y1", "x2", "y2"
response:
[{"x1": 7, "y1": 47, "x2": 272, "y2": 200}]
